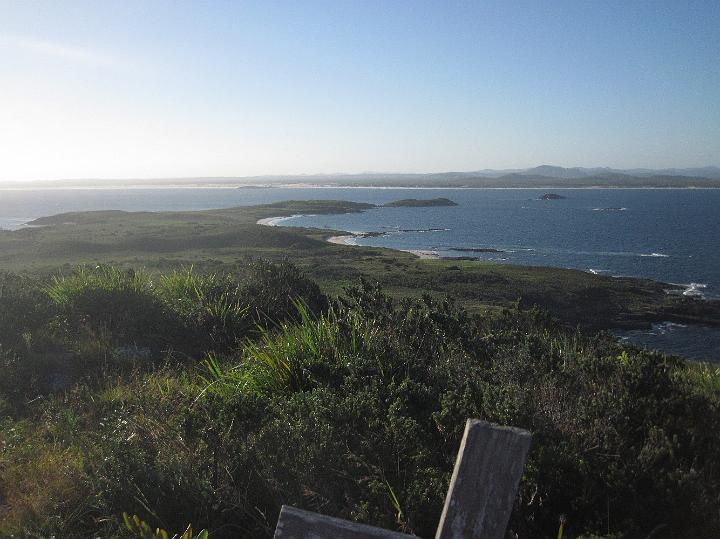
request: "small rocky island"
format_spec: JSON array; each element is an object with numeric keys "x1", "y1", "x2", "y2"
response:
[
  {"x1": 384, "y1": 197, "x2": 458, "y2": 207},
  {"x1": 539, "y1": 193, "x2": 566, "y2": 200}
]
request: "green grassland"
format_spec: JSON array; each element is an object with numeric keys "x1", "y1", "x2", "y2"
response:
[{"x1": 1, "y1": 199, "x2": 718, "y2": 331}]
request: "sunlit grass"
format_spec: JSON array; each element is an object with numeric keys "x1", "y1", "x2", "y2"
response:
[
  {"x1": 0, "y1": 437, "x2": 88, "y2": 536},
  {"x1": 206, "y1": 301, "x2": 377, "y2": 396},
  {"x1": 47, "y1": 265, "x2": 153, "y2": 306}
]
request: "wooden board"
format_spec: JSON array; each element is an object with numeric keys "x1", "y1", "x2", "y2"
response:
[
  {"x1": 273, "y1": 505, "x2": 416, "y2": 539},
  {"x1": 434, "y1": 419, "x2": 531, "y2": 539}
]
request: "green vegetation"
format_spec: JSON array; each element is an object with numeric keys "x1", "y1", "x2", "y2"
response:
[
  {"x1": 0, "y1": 268, "x2": 718, "y2": 538},
  {"x1": 383, "y1": 197, "x2": 458, "y2": 207},
  {"x1": 1, "y1": 200, "x2": 720, "y2": 537},
  {"x1": 123, "y1": 513, "x2": 208, "y2": 539}
]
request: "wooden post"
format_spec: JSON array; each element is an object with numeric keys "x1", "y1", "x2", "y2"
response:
[
  {"x1": 434, "y1": 419, "x2": 531, "y2": 539},
  {"x1": 273, "y1": 505, "x2": 416, "y2": 538},
  {"x1": 272, "y1": 419, "x2": 531, "y2": 539}
]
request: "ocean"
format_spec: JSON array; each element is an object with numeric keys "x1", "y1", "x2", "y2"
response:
[{"x1": 1, "y1": 186, "x2": 719, "y2": 361}]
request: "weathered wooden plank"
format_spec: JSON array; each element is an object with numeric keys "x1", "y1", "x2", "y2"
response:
[
  {"x1": 273, "y1": 505, "x2": 416, "y2": 539},
  {"x1": 435, "y1": 419, "x2": 532, "y2": 539}
]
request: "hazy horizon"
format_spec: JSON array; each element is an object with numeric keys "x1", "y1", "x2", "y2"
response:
[
  {"x1": 4, "y1": 163, "x2": 720, "y2": 188},
  {"x1": 2, "y1": 0, "x2": 718, "y2": 182}
]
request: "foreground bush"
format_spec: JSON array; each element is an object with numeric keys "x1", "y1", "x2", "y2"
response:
[
  {"x1": 0, "y1": 272, "x2": 54, "y2": 350},
  {"x1": 0, "y1": 262, "x2": 325, "y2": 416},
  {"x1": 0, "y1": 274, "x2": 719, "y2": 538},
  {"x1": 46, "y1": 262, "x2": 326, "y2": 358}
]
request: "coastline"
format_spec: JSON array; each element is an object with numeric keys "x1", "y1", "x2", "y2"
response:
[
  {"x1": 326, "y1": 234, "x2": 358, "y2": 246},
  {"x1": 256, "y1": 214, "x2": 715, "y2": 304},
  {"x1": 256, "y1": 215, "x2": 305, "y2": 227},
  {"x1": 259, "y1": 217, "x2": 443, "y2": 259},
  {"x1": 326, "y1": 233, "x2": 441, "y2": 259}
]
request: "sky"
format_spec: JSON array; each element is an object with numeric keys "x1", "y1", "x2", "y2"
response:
[{"x1": 0, "y1": 0, "x2": 718, "y2": 181}]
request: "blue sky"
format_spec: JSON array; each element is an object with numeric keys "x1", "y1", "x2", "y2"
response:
[{"x1": 0, "y1": 0, "x2": 718, "y2": 180}]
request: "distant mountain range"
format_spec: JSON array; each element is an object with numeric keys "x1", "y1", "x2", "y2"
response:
[
  {"x1": 4, "y1": 166, "x2": 720, "y2": 188},
  {"x1": 465, "y1": 165, "x2": 720, "y2": 180},
  {"x1": 237, "y1": 166, "x2": 720, "y2": 188}
]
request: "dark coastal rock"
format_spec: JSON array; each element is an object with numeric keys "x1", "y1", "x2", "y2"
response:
[
  {"x1": 384, "y1": 197, "x2": 458, "y2": 207},
  {"x1": 450, "y1": 247, "x2": 504, "y2": 253},
  {"x1": 539, "y1": 193, "x2": 566, "y2": 200}
]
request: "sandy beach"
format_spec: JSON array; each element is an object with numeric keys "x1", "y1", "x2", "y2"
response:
[{"x1": 258, "y1": 217, "x2": 440, "y2": 259}]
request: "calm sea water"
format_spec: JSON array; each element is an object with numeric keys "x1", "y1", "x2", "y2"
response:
[{"x1": 1, "y1": 187, "x2": 719, "y2": 361}]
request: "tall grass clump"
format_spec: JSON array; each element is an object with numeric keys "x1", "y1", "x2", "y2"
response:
[
  {"x1": 208, "y1": 301, "x2": 375, "y2": 395},
  {"x1": 47, "y1": 265, "x2": 170, "y2": 353},
  {"x1": 157, "y1": 267, "x2": 251, "y2": 353},
  {"x1": 43, "y1": 262, "x2": 327, "y2": 361},
  {"x1": 47, "y1": 265, "x2": 153, "y2": 307},
  {"x1": 155, "y1": 262, "x2": 327, "y2": 354}
]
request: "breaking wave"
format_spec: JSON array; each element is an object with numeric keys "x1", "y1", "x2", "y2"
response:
[
  {"x1": 640, "y1": 252, "x2": 670, "y2": 258},
  {"x1": 682, "y1": 282, "x2": 708, "y2": 298}
]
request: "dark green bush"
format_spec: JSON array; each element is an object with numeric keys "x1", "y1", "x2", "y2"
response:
[
  {"x1": 237, "y1": 259, "x2": 328, "y2": 325},
  {"x1": 84, "y1": 282, "x2": 720, "y2": 538},
  {"x1": 1, "y1": 274, "x2": 718, "y2": 538},
  {"x1": 0, "y1": 272, "x2": 54, "y2": 351},
  {"x1": 47, "y1": 265, "x2": 174, "y2": 356}
]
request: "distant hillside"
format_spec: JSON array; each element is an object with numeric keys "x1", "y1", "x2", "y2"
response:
[{"x1": 3, "y1": 165, "x2": 720, "y2": 189}]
